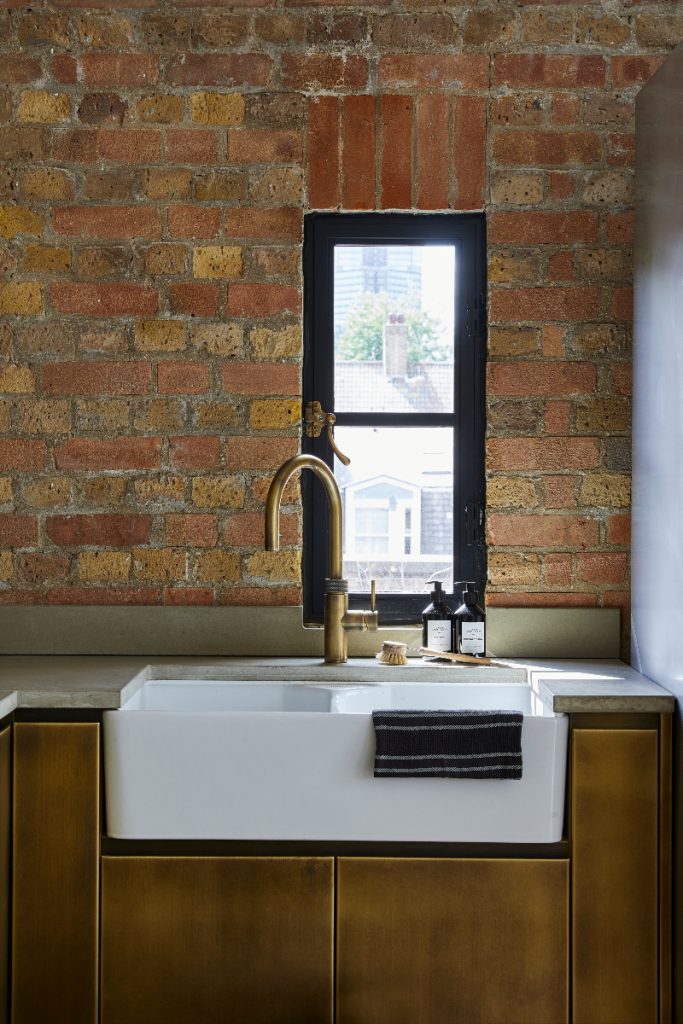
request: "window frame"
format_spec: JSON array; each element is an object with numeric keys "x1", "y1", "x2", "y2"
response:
[{"x1": 302, "y1": 212, "x2": 487, "y2": 625}]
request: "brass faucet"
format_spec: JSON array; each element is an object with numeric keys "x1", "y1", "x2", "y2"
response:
[{"x1": 264, "y1": 454, "x2": 378, "y2": 664}]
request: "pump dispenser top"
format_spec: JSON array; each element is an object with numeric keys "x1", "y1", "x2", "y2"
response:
[{"x1": 421, "y1": 579, "x2": 455, "y2": 653}]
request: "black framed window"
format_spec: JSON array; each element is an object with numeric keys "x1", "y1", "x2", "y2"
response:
[{"x1": 303, "y1": 212, "x2": 486, "y2": 624}]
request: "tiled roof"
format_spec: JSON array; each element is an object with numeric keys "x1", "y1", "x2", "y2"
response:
[{"x1": 335, "y1": 361, "x2": 453, "y2": 414}]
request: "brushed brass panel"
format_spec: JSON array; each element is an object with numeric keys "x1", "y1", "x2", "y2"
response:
[
  {"x1": 0, "y1": 727, "x2": 10, "y2": 1024},
  {"x1": 101, "y1": 856, "x2": 334, "y2": 1024},
  {"x1": 12, "y1": 723, "x2": 100, "y2": 1024},
  {"x1": 337, "y1": 857, "x2": 569, "y2": 1024},
  {"x1": 572, "y1": 729, "x2": 659, "y2": 1024}
]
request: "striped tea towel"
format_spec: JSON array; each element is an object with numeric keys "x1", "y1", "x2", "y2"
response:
[{"x1": 372, "y1": 709, "x2": 523, "y2": 779}]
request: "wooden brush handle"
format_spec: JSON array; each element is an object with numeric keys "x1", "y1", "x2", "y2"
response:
[{"x1": 419, "y1": 647, "x2": 492, "y2": 666}]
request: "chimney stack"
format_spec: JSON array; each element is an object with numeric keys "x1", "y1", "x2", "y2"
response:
[{"x1": 383, "y1": 314, "x2": 408, "y2": 379}]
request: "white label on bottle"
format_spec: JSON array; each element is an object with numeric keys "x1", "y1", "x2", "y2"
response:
[
  {"x1": 427, "y1": 620, "x2": 452, "y2": 652},
  {"x1": 460, "y1": 622, "x2": 485, "y2": 655}
]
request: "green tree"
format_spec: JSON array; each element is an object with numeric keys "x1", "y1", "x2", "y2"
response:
[{"x1": 337, "y1": 292, "x2": 449, "y2": 363}]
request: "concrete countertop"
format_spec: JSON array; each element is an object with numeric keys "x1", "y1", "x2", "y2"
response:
[{"x1": 0, "y1": 655, "x2": 675, "y2": 717}]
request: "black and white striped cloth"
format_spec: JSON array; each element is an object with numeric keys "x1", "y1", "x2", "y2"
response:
[{"x1": 372, "y1": 709, "x2": 523, "y2": 779}]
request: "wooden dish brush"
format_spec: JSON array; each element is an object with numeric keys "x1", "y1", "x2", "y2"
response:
[{"x1": 376, "y1": 641, "x2": 496, "y2": 667}]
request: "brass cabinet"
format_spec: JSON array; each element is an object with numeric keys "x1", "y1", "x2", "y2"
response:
[
  {"x1": 0, "y1": 725, "x2": 9, "y2": 1024},
  {"x1": 336, "y1": 857, "x2": 569, "y2": 1024},
  {"x1": 101, "y1": 856, "x2": 334, "y2": 1024},
  {"x1": 12, "y1": 722, "x2": 100, "y2": 1024}
]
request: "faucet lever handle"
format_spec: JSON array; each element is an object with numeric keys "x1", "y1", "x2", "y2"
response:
[{"x1": 370, "y1": 579, "x2": 376, "y2": 612}]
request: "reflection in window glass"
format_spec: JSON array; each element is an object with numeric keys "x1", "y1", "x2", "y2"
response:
[
  {"x1": 335, "y1": 426, "x2": 453, "y2": 594},
  {"x1": 333, "y1": 245, "x2": 456, "y2": 414}
]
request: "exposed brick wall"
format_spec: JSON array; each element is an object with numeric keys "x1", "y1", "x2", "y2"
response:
[{"x1": 0, "y1": 1, "x2": 680, "y2": 620}]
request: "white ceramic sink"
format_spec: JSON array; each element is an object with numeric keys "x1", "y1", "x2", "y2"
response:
[{"x1": 104, "y1": 676, "x2": 568, "y2": 843}]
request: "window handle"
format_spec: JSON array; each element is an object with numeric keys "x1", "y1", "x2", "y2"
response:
[{"x1": 304, "y1": 401, "x2": 351, "y2": 466}]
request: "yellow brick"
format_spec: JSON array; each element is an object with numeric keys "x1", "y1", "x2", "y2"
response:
[
  {"x1": 487, "y1": 476, "x2": 539, "y2": 509},
  {"x1": 135, "y1": 319, "x2": 187, "y2": 353},
  {"x1": 22, "y1": 476, "x2": 71, "y2": 508},
  {"x1": 579, "y1": 473, "x2": 631, "y2": 508},
  {"x1": 143, "y1": 244, "x2": 188, "y2": 276},
  {"x1": 0, "y1": 551, "x2": 13, "y2": 582},
  {"x1": 82, "y1": 475, "x2": 128, "y2": 507},
  {"x1": 75, "y1": 399, "x2": 131, "y2": 432},
  {"x1": 194, "y1": 401, "x2": 239, "y2": 430},
  {"x1": 193, "y1": 246, "x2": 242, "y2": 280},
  {"x1": 0, "y1": 205, "x2": 43, "y2": 239},
  {"x1": 0, "y1": 283, "x2": 42, "y2": 315},
  {"x1": 195, "y1": 549, "x2": 241, "y2": 582},
  {"x1": 0, "y1": 401, "x2": 10, "y2": 432},
  {"x1": 191, "y1": 322, "x2": 243, "y2": 356},
  {"x1": 18, "y1": 91, "x2": 71, "y2": 124},
  {"x1": 79, "y1": 550, "x2": 131, "y2": 583},
  {"x1": 135, "y1": 475, "x2": 185, "y2": 504},
  {"x1": 192, "y1": 476, "x2": 245, "y2": 509},
  {"x1": 22, "y1": 245, "x2": 71, "y2": 273},
  {"x1": 136, "y1": 94, "x2": 185, "y2": 124},
  {"x1": 0, "y1": 364, "x2": 36, "y2": 393},
  {"x1": 250, "y1": 475, "x2": 300, "y2": 506},
  {"x1": 133, "y1": 547, "x2": 186, "y2": 582},
  {"x1": 245, "y1": 550, "x2": 301, "y2": 583},
  {"x1": 134, "y1": 400, "x2": 185, "y2": 433},
  {"x1": 488, "y1": 552, "x2": 541, "y2": 587},
  {"x1": 250, "y1": 326, "x2": 300, "y2": 360},
  {"x1": 249, "y1": 399, "x2": 301, "y2": 430},
  {"x1": 21, "y1": 169, "x2": 74, "y2": 201},
  {"x1": 19, "y1": 399, "x2": 71, "y2": 435},
  {"x1": 191, "y1": 92, "x2": 245, "y2": 126},
  {"x1": 0, "y1": 478, "x2": 13, "y2": 504}
]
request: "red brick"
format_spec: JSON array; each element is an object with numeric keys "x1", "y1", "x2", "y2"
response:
[
  {"x1": 489, "y1": 287, "x2": 598, "y2": 322},
  {"x1": 282, "y1": 54, "x2": 368, "y2": 91},
  {"x1": 608, "y1": 212, "x2": 634, "y2": 245},
  {"x1": 548, "y1": 251, "x2": 575, "y2": 281},
  {"x1": 488, "y1": 513, "x2": 599, "y2": 548},
  {"x1": 227, "y1": 284, "x2": 300, "y2": 317},
  {"x1": 611, "y1": 287, "x2": 632, "y2": 321},
  {"x1": 166, "y1": 54, "x2": 272, "y2": 87},
  {"x1": 168, "y1": 206, "x2": 220, "y2": 239},
  {"x1": 544, "y1": 401, "x2": 571, "y2": 433},
  {"x1": 225, "y1": 436, "x2": 298, "y2": 470},
  {"x1": 454, "y1": 95, "x2": 486, "y2": 211},
  {"x1": 0, "y1": 439, "x2": 46, "y2": 471},
  {"x1": 607, "y1": 514, "x2": 631, "y2": 546},
  {"x1": 549, "y1": 172, "x2": 575, "y2": 200},
  {"x1": 54, "y1": 438, "x2": 161, "y2": 470},
  {"x1": 553, "y1": 94, "x2": 580, "y2": 127},
  {"x1": 379, "y1": 54, "x2": 488, "y2": 90},
  {"x1": 158, "y1": 362, "x2": 210, "y2": 394},
  {"x1": 224, "y1": 510, "x2": 298, "y2": 547},
  {"x1": 611, "y1": 364, "x2": 632, "y2": 397},
  {"x1": 221, "y1": 363, "x2": 300, "y2": 395},
  {"x1": 342, "y1": 95, "x2": 376, "y2": 211},
  {"x1": 611, "y1": 56, "x2": 666, "y2": 88},
  {"x1": 163, "y1": 587, "x2": 214, "y2": 606},
  {"x1": 307, "y1": 97, "x2": 340, "y2": 210},
  {"x1": 169, "y1": 436, "x2": 220, "y2": 468},
  {"x1": 493, "y1": 130, "x2": 601, "y2": 166},
  {"x1": 0, "y1": 56, "x2": 41, "y2": 85},
  {"x1": 380, "y1": 95, "x2": 413, "y2": 210},
  {"x1": 166, "y1": 513, "x2": 217, "y2": 547},
  {"x1": 608, "y1": 132, "x2": 634, "y2": 168},
  {"x1": 43, "y1": 361, "x2": 151, "y2": 395},
  {"x1": 46, "y1": 515, "x2": 152, "y2": 547},
  {"x1": 542, "y1": 553, "x2": 572, "y2": 585},
  {"x1": 494, "y1": 55, "x2": 605, "y2": 88},
  {"x1": 489, "y1": 362, "x2": 593, "y2": 397},
  {"x1": 51, "y1": 55, "x2": 77, "y2": 84},
  {"x1": 96, "y1": 129, "x2": 162, "y2": 163},
  {"x1": 81, "y1": 54, "x2": 159, "y2": 87},
  {"x1": 228, "y1": 129, "x2": 302, "y2": 163},
  {"x1": 50, "y1": 283, "x2": 158, "y2": 316},
  {"x1": 17, "y1": 552, "x2": 71, "y2": 584},
  {"x1": 169, "y1": 283, "x2": 220, "y2": 317},
  {"x1": 226, "y1": 208, "x2": 301, "y2": 242},
  {"x1": 53, "y1": 206, "x2": 162, "y2": 239},
  {"x1": 50, "y1": 129, "x2": 97, "y2": 163},
  {"x1": 219, "y1": 586, "x2": 302, "y2": 606},
  {"x1": 0, "y1": 515, "x2": 38, "y2": 547},
  {"x1": 576, "y1": 552, "x2": 628, "y2": 585},
  {"x1": 487, "y1": 437, "x2": 600, "y2": 470},
  {"x1": 488, "y1": 211, "x2": 600, "y2": 245},
  {"x1": 47, "y1": 587, "x2": 160, "y2": 606},
  {"x1": 543, "y1": 476, "x2": 577, "y2": 509},
  {"x1": 167, "y1": 129, "x2": 219, "y2": 164},
  {"x1": 416, "y1": 94, "x2": 449, "y2": 211}
]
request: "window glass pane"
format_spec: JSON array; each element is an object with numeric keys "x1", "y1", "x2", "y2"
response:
[
  {"x1": 333, "y1": 245, "x2": 455, "y2": 414},
  {"x1": 335, "y1": 426, "x2": 453, "y2": 594}
]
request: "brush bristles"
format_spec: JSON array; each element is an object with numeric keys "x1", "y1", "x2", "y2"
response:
[{"x1": 376, "y1": 641, "x2": 408, "y2": 666}]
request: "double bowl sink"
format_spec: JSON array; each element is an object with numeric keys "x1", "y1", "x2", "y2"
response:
[{"x1": 104, "y1": 665, "x2": 568, "y2": 844}]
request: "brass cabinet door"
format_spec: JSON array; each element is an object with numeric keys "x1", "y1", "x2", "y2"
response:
[
  {"x1": 101, "y1": 856, "x2": 334, "y2": 1024},
  {"x1": 572, "y1": 728, "x2": 661, "y2": 1024},
  {"x1": 337, "y1": 857, "x2": 569, "y2": 1024},
  {"x1": 0, "y1": 725, "x2": 9, "y2": 1024},
  {"x1": 12, "y1": 722, "x2": 100, "y2": 1024}
]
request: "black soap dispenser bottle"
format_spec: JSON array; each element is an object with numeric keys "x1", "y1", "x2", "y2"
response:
[
  {"x1": 453, "y1": 582, "x2": 486, "y2": 657},
  {"x1": 421, "y1": 580, "x2": 455, "y2": 653}
]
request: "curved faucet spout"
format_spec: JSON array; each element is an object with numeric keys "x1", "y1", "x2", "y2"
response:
[{"x1": 264, "y1": 454, "x2": 343, "y2": 579}]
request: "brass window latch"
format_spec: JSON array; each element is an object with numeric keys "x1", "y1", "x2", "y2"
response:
[{"x1": 304, "y1": 401, "x2": 350, "y2": 466}]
